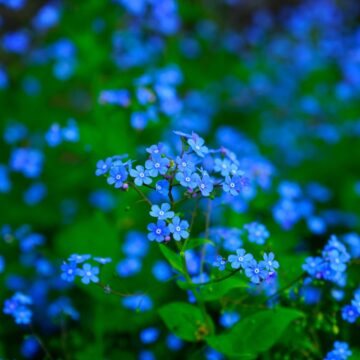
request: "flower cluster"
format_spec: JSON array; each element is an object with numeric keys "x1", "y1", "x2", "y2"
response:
[
  {"x1": 213, "y1": 250, "x2": 279, "y2": 285},
  {"x1": 324, "y1": 341, "x2": 352, "y2": 360},
  {"x1": 3, "y1": 292, "x2": 33, "y2": 325},
  {"x1": 303, "y1": 235, "x2": 351, "y2": 286},
  {"x1": 61, "y1": 254, "x2": 112, "y2": 284},
  {"x1": 96, "y1": 131, "x2": 251, "y2": 244}
]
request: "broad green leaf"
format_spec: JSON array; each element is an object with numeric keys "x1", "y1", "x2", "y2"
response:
[
  {"x1": 159, "y1": 245, "x2": 184, "y2": 274},
  {"x1": 207, "y1": 308, "x2": 304, "y2": 357},
  {"x1": 199, "y1": 276, "x2": 249, "y2": 301},
  {"x1": 159, "y1": 302, "x2": 214, "y2": 342}
]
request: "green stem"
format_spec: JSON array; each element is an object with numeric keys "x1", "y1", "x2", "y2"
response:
[{"x1": 130, "y1": 183, "x2": 152, "y2": 206}]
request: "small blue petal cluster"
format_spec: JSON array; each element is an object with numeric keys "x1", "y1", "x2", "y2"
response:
[
  {"x1": 3, "y1": 292, "x2": 33, "y2": 325},
  {"x1": 45, "y1": 119, "x2": 79, "y2": 147},
  {"x1": 61, "y1": 254, "x2": 112, "y2": 284},
  {"x1": 342, "y1": 288, "x2": 360, "y2": 323},
  {"x1": 302, "y1": 235, "x2": 351, "y2": 286},
  {"x1": 244, "y1": 222, "x2": 269, "y2": 245},
  {"x1": 324, "y1": 341, "x2": 352, "y2": 360},
  {"x1": 214, "y1": 250, "x2": 279, "y2": 285},
  {"x1": 97, "y1": 131, "x2": 250, "y2": 243}
]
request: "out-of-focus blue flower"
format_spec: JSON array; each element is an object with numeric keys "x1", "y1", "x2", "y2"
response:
[
  {"x1": 10, "y1": 148, "x2": 44, "y2": 178},
  {"x1": 155, "y1": 179, "x2": 170, "y2": 196},
  {"x1": 3, "y1": 122, "x2": 28, "y2": 144},
  {"x1": 20, "y1": 233, "x2": 45, "y2": 252},
  {"x1": 89, "y1": 189, "x2": 116, "y2": 212},
  {"x1": 62, "y1": 119, "x2": 79, "y2": 142},
  {"x1": 244, "y1": 222, "x2": 269, "y2": 245},
  {"x1": 0, "y1": 165, "x2": 11, "y2": 193},
  {"x1": 122, "y1": 294, "x2": 153, "y2": 312},
  {"x1": 342, "y1": 305, "x2": 359, "y2": 323},
  {"x1": 99, "y1": 89, "x2": 130, "y2": 106},
  {"x1": 122, "y1": 231, "x2": 149, "y2": 258},
  {"x1": 21, "y1": 336, "x2": 39, "y2": 358},
  {"x1": 3, "y1": 30, "x2": 29, "y2": 54},
  {"x1": 23, "y1": 182, "x2": 47, "y2": 205},
  {"x1": 324, "y1": 341, "x2": 352, "y2": 360},
  {"x1": 68, "y1": 254, "x2": 91, "y2": 264},
  {"x1": 116, "y1": 258, "x2": 142, "y2": 277},
  {"x1": 152, "y1": 260, "x2": 173, "y2": 282},
  {"x1": 33, "y1": 3, "x2": 60, "y2": 31},
  {"x1": 139, "y1": 327, "x2": 160, "y2": 344},
  {"x1": 166, "y1": 334, "x2": 183, "y2": 351},
  {"x1": 219, "y1": 311, "x2": 240, "y2": 328},
  {"x1": 0, "y1": 66, "x2": 8, "y2": 89}
]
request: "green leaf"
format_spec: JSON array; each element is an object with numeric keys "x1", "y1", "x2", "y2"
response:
[
  {"x1": 199, "y1": 276, "x2": 249, "y2": 301},
  {"x1": 206, "y1": 308, "x2": 304, "y2": 357},
  {"x1": 159, "y1": 302, "x2": 214, "y2": 342},
  {"x1": 159, "y1": 245, "x2": 184, "y2": 274},
  {"x1": 184, "y1": 238, "x2": 215, "y2": 251}
]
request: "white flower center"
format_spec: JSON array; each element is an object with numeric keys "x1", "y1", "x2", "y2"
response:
[
  {"x1": 116, "y1": 175, "x2": 121, "y2": 180},
  {"x1": 140, "y1": 172, "x2": 145, "y2": 178},
  {"x1": 200, "y1": 184, "x2": 205, "y2": 189},
  {"x1": 254, "y1": 268, "x2": 259, "y2": 274},
  {"x1": 182, "y1": 162, "x2": 187, "y2": 167},
  {"x1": 268, "y1": 261, "x2": 272, "y2": 266},
  {"x1": 238, "y1": 256, "x2": 243, "y2": 262},
  {"x1": 156, "y1": 229, "x2": 162, "y2": 234},
  {"x1": 176, "y1": 226, "x2": 181, "y2": 232},
  {"x1": 185, "y1": 177, "x2": 190, "y2": 182},
  {"x1": 155, "y1": 163, "x2": 160, "y2": 168},
  {"x1": 159, "y1": 211, "x2": 164, "y2": 216},
  {"x1": 68, "y1": 269, "x2": 73, "y2": 274},
  {"x1": 86, "y1": 271, "x2": 92, "y2": 277},
  {"x1": 230, "y1": 182, "x2": 235, "y2": 188}
]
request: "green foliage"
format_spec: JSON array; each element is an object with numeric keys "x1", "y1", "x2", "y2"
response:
[
  {"x1": 206, "y1": 308, "x2": 305, "y2": 358},
  {"x1": 159, "y1": 302, "x2": 214, "y2": 342}
]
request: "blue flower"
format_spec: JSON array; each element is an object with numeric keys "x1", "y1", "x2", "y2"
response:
[
  {"x1": 341, "y1": 305, "x2": 359, "y2": 323},
  {"x1": 168, "y1": 216, "x2": 189, "y2": 241},
  {"x1": 68, "y1": 254, "x2": 91, "y2": 264},
  {"x1": 107, "y1": 165, "x2": 128, "y2": 188},
  {"x1": 14, "y1": 306, "x2": 32, "y2": 325},
  {"x1": 61, "y1": 262, "x2": 77, "y2": 282},
  {"x1": 213, "y1": 255, "x2": 226, "y2": 271},
  {"x1": 214, "y1": 158, "x2": 232, "y2": 176},
  {"x1": 146, "y1": 143, "x2": 166, "y2": 156},
  {"x1": 261, "y1": 252, "x2": 279, "y2": 272},
  {"x1": 116, "y1": 258, "x2": 142, "y2": 277},
  {"x1": 325, "y1": 342, "x2": 352, "y2": 360},
  {"x1": 244, "y1": 222, "x2": 269, "y2": 245},
  {"x1": 188, "y1": 133, "x2": 208, "y2": 157},
  {"x1": 76, "y1": 263, "x2": 100, "y2": 284},
  {"x1": 302, "y1": 256, "x2": 324, "y2": 278},
  {"x1": 155, "y1": 180, "x2": 170, "y2": 196},
  {"x1": 152, "y1": 260, "x2": 173, "y2": 282},
  {"x1": 219, "y1": 311, "x2": 240, "y2": 328},
  {"x1": 93, "y1": 257, "x2": 112, "y2": 264},
  {"x1": 145, "y1": 155, "x2": 170, "y2": 177},
  {"x1": 150, "y1": 203, "x2": 174, "y2": 220},
  {"x1": 223, "y1": 175, "x2": 246, "y2": 196},
  {"x1": 122, "y1": 294, "x2": 153, "y2": 312},
  {"x1": 96, "y1": 158, "x2": 113, "y2": 176},
  {"x1": 176, "y1": 154, "x2": 196, "y2": 173},
  {"x1": 147, "y1": 220, "x2": 170, "y2": 242},
  {"x1": 139, "y1": 327, "x2": 160, "y2": 344},
  {"x1": 245, "y1": 260, "x2": 267, "y2": 284},
  {"x1": 197, "y1": 173, "x2": 214, "y2": 196},
  {"x1": 166, "y1": 334, "x2": 183, "y2": 351},
  {"x1": 228, "y1": 249, "x2": 253, "y2": 269},
  {"x1": 130, "y1": 165, "x2": 152, "y2": 186},
  {"x1": 176, "y1": 169, "x2": 198, "y2": 189}
]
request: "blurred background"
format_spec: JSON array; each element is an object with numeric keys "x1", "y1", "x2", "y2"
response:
[{"x1": 1, "y1": 0, "x2": 360, "y2": 359}]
